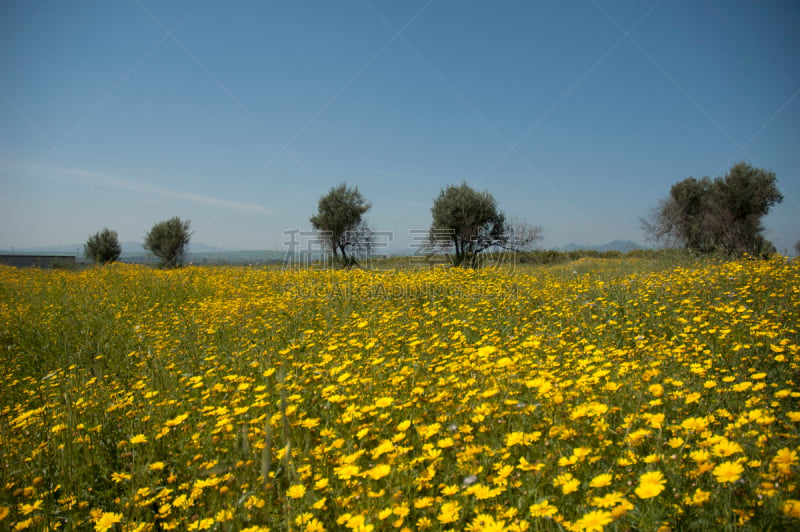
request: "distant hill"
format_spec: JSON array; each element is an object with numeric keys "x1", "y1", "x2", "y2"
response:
[
  {"x1": 2, "y1": 241, "x2": 239, "y2": 262},
  {"x1": 559, "y1": 240, "x2": 644, "y2": 253},
  {"x1": 119, "y1": 241, "x2": 231, "y2": 254},
  {"x1": 3, "y1": 239, "x2": 647, "y2": 264},
  {"x1": 185, "y1": 250, "x2": 286, "y2": 265},
  {"x1": 2, "y1": 243, "x2": 86, "y2": 255},
  {"x1": 117, "y1": 243, "x2": 280, "y2": 265}
]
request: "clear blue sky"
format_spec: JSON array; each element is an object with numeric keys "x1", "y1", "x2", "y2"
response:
[{"x1": 2, "y1": 0, "x2": 799, "y2": 253}]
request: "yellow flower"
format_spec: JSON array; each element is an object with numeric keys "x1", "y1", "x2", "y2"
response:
[
  {"x1": 148, "y1": 462, "x2": 166, "y2": 471},
  {"x1": 681, "y1": 417, "x2": 709, "y2": 432},
  {"x1": 467, "y1": 483, "x2": 496, "y2": 500},
  {"x1": 416, "y1": 517, "x2": 433, "y2": 529},
  {"x1": 692, "y1": 489, "x2": 711, "y2": 506},
  {"x1": 304, "y1": 518, "x2": 325, "y2": 532},
  {"x1": 19, "y1": 500, "x2": 43, "y2": 515},
  {"x1": 374, "y1": 397, "x2": 393, "y2": 408},
  {"x1": 589, "y1": 473, "x2": 613, "y2": 488},
  {"x1": 14, "y1": 518, "x2": 33, "y2": 531},
  {"x1": 441, "y1": 484, "x2": 460, "y2": 496},
  {"x1": 437, "y1": 437, "x2": 455, "y2": 449},
  {"x1": 437, "y1": 501, "x2": 460, "y2": 524},
  {"x1": 393, "y1": 504, "x2": 410, "y2": 518},
  {"x1": 187, "y1": 518, "x2": 215, "y2": 530},
  {"x1": 286, "y1": 484, "x2": 306, "y2": 499},
  {"x1": 335, "y1": 464, "x2": 360, "y2": 480},
  {"x1": 667, "y1": 437, "x2": 685, "y2": 449},
  {"x1": 505, "y1": 431, "x2": 525, "y2": 447},
  {"x1": 414, "y1": 497, "x2": 433, "y2": 509},
  {"x1": 529, "y1": 499, "x2": 558, "y2": 518},
  {"x1": 467, "y1": 513, "x2": 506, "y2": 532},
  {"x1": 111, "y1": 472, "x2": 131, "y2": 483},
  {"x1": 312, "y1": 497, "x2": 326, "y2": 510},
  {"x1": 193, "y1": 477, "x2": 221, "y2": 489},
  {"x1": 476, "y1": 345, "x2": 497, "y2": 357},
  {"x1": 295, "y1": 512, "x2": 314, "y2": 525},
  {"x1": 559, "y1": 455, "x2": 578, "y2": 467},
  {"x1": 591, "y1": 492, "x2": 625, "y2": 508},
  {"x1": 561, "y1": 478, "x2": 580, "y2": 494},
  {"x1": 634, "y1": 471, "x2": 665, "y2": 499},
  {"x1": 685, "y1": 392, "x2": 701, "y2": 404},
  {"x1": 573, "y1": 509, "x2": 613, "y2": 532},
  {"x1": 94, "y1": 511, "x2": 123, "y2": 532},
  {"x1": 129, "y1": 434, "x2": 148, "y2": 445},
  {"x1": 648, "y1": 413, "x2": 665, "y2": 429},
  {"x1": 165, "y1": 413, "x2": 189, "y2": 427},
  {"x1": 713, "y1": 461, "x2": 744, "y2": 484},
  {"x1": 173, "y1": 494, "x2": 190, "y2": 509},
  {"x1": 781, "y1": 500, "x2": 800, "y2": 518},
  {"x1": 0, "y1": 506, "x2": 9, "y2": 521},
  {"x1": 712, "y1": 439, "x2": 743, "y2": 458},
  {"x1": 690, "y1": 449, "x2": 711, "y2": 463},
  {"x1": 365, "y1": 464, "x2": 391, "y2": 480},
  {"x1": 611, "y1": 499, "x2": 634, "y2": 519},
  {"x1": 774, "y1": 447, "x2": 798, "y2": 466}
]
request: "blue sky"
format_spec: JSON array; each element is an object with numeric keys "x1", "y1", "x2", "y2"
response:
[{"x1": 1, "y1": 0, "x2": 799, "y2": 253}]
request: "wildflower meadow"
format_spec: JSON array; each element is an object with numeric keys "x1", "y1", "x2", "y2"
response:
[{"x1": 1, "y1": 256, "x2": 798, "y2": 531}]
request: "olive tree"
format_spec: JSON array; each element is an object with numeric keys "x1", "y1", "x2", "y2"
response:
[
  {"x1": 642, "y1": 163, "x2": 782, "y2": 256},
  {"x1": 430, "y1": 182, "x2": 542, "y2": 267},
  {"x1": 310, "y1": 183, "x2": 371, "y2": 264},
  {"x1": 84, "y1": 228, "x2": 122, "y2": 264},
  {"x1": 144, "y1": 217, "x2": 192, "y2": 268}
]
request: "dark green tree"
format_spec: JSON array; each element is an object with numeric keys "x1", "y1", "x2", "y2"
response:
[
  {"x1": 310, "y1": 183, "x2": 371, "y2": 263},
  {"x1": 795, "y1": 240, "x2": 800, "y2": 257},
  {"x1": 711, "y1": 163, "x2": 782, "y2": 255},
  {"x1": 84, "y1": 228, "x2": 122, "y2": 264},
  {"x1": 144, "y1": 217, "x2": 192, "y2": 268},
  {"x1": 430, "y1": 182, "x2": 541, "y2": 267},
  {"x1": 642, "y1": 163, "x2": 782, "y2": 256}
]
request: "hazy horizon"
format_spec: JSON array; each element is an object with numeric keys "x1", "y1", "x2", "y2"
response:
[
  {"x1": 0, "y1": 237, "x2": 646, "y2": 255},
  {"x1": 2, "y1": 1, "x2": 798, "y2": 253}
]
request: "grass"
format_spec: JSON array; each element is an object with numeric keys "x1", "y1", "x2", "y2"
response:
[{"x1": 0, "y1": 255, "x2": 798, "y2": 531}]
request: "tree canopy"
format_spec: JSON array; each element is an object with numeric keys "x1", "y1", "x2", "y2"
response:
[
  {"x1": 310, "y1": 183, "x2": 372, "y2": 263},
  {"x1": 144, "y1": 217, "x2": 192, "y2": 268},
  {"x1": 642, "y1": 163, "x2": 782, "y2": 256},
  {"x1": 84, "y1": 228, "x2": 121, "y2": 264},
  {"x1": 430, "y1": 182, "x2": 541, "y2": 267}
]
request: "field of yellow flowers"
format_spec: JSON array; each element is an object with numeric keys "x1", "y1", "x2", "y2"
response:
[{"x1": 1, "y1": 257, "x2": 799, "y2": 531}]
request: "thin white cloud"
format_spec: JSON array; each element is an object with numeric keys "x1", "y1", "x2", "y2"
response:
[{"x1": 59, "y1": 168, "x2": 273, "y2": 216}]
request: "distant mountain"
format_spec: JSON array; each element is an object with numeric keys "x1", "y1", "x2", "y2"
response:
[
  {"x1": 2, "y1": 239, "x2": 647, "y2": 263},
  {"x1": 119, "y1": 241, "x2": 231, "y2": 254},
  {"x1": 186, "y1": 250, "x2": 286, "y2": 265},
  {"x1": 187, "y1": 243, "x2": 232, "y2": 253},
  {"x1": 559, "y1": 240, "x2": 644, "y2": 253},
  {"x1": 120, "y1": 241, "x2": 145, "y2": 254},
  {"x1": 2, "y1": 242, "x2": 231, "y2": 256},
  {"x1": 1, "y1": 243, "x2": 85, "y2": 254}
]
